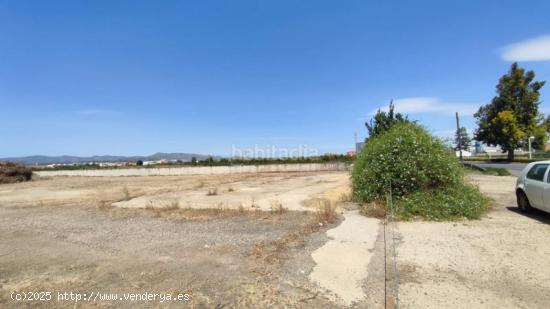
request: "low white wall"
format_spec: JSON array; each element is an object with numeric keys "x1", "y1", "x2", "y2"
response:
[{"x1": 36, "y1": 163, "x2": 351, "y2": 177}]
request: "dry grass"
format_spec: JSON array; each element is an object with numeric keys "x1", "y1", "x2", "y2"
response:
[
  {"x1": 238, "y1": 203, "x2": 245, "y2": 213},
  {"x1": 142, "y1": 199, "x2": 180, "y2": 217},
  {"x1": 252, "y1": 200, "x2": 341, "y2": 265},
  {"x1": 250, "y1": 197, "x2": 259, "y2": 209},
  {"x1": 360, "y1": 201, "x2": 386, "y2": 218},
  {"x1": 118, "y1": 200, "x2": 262, "y2": 221},
  {"x1": 315, "y1": 199, "x2": 338, "y2": 224},
  {"x1": 269, "y1": 200, "x2": 287, "y2": 215},
  {"x1": 194, "y1": 181, "x2": 206, "y2": 189},
  {"x1": 0, "y1": 161, "x2": 33, "y2": 184},
  {"x1": 97, "y1": 200, "x2": 111, "y2": 210},
  {"x1": 166, "y1": 199, "x2": 180, "y2": 210},
  {"x1": 96, "y1": 186, "x2": 138, "y2": 210},
  {"x1": 206, "y1": 187, "x2": 218, "y2": 196},
  {"x1": 122, "y1": 186, "x2": 131, "y2": 200},
  {"x1": 339, "y1": 191, "x2": 353, "y2": 202}
]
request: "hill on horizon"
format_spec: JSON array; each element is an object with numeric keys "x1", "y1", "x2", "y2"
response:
[{"x1": 0, "y1": 152, "x2": 219, "y2": 165}]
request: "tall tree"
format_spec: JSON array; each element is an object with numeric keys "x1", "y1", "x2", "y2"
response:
[
  {"x1": 543, "y1": 115, "x2": 550, "y2": 133},
  {"x1": 455, "y1": 127, "x2": 472, "y2": 151},
  {"x1": 474, "y1": 63, "x2": 546, "y2": 160},
  {"x1": 365, "y1": 101, "x2": 410, "y2": 141}
]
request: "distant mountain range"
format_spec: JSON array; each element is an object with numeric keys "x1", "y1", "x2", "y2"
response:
[{"x1": 0, "y1": 152, "x2": 220, "y2": 165}]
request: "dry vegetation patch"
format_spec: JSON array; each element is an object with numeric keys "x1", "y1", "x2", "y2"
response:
[
  {"x1": 253, "y1": 199, "x2": 340, "y2": 266},
  {"x1": 0, "y1": 162, "x2": 33, "y2": 184}
]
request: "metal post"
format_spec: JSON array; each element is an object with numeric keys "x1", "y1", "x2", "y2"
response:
[
  {"x1": 529, "y1": 136, "x2": 532, "y2": 160},
  {"x1": 456, "y1": 112, "x2": 463, "y2": 161}
]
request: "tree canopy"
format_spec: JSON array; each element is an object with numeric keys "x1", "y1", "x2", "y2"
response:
[
  {"x1": 474, "y1": 62, "x2": 546, "y2": 160},
  {"x1": 365, "y1": 101, "x2": 410, "y2": 141},
  {"x1": 455, "y1": 127, "x2": 471, "y2": 151}
]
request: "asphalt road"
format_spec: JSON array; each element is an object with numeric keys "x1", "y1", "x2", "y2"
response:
[{"x1": 470, "y1": 162, "x2": 527, "y2": 176}]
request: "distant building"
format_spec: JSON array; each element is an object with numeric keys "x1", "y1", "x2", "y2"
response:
[
  {"x1": 455, "y1": 150, "x2": 472, "y2": 157},
  {"x1": 472, "y1": 141, "x2": 530, "y2": 157},
  {"x1": 355, "y1": 142, "x2": 365, "y2": 153}
]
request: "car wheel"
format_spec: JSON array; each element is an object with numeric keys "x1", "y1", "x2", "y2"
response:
[{"x1": 517, "y1": 191, "x2": 532, "y2": 212}]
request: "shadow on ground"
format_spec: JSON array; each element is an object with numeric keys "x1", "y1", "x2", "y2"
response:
[{"x1": 506, "y1": 206, "x2": 550, "y2": 225}]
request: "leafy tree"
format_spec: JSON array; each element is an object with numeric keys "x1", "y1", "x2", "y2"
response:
[
  {"x1": 491, "y1": 111, "x2": 524, "y2": 151},
  {"x1": 136, "y1": 160, "x2": 144, "y2": 166},
  {"x1": 543, "y1": 115, "x2": 550, "y2": 133},
  {"x1": 454, "y1": 127, "x2": 472, "y2": 151},
  {"x1": 191, "y1": 157, "x2": 197, "y2": 165},
  {"x1": 365, "y1": 101, "x2": 410, "y2": 141},
  {"x1": 474, "y1": 63, "x2": 546, "y2": 160}
]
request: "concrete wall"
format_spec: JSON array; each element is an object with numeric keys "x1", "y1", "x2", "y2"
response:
[{"x1": 36, "y1": 163, "x2": 351, "y2": 177}]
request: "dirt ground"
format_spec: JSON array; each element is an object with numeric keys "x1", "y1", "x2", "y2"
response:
[
  {"x1": 2, "y1": 171, "x2": 550, "y2": 308},
  {"x1": 0, "y1": 171, "x2": 353, "y2": 308},
  {"x1": 394, "y1": 174, "x2": 550, "y2": 308}
]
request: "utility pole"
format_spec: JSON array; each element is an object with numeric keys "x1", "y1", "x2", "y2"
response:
[
  {"x1": 456, "y1": 112, "x2": 463, "y2": 161},
  {"x1": 528, "y1": 136, "x2": 535, "y2": 159}
]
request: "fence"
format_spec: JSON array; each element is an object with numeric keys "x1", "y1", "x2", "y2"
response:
[{"x1": 35, "y1": 162, "x2": 351, "y2": 177}]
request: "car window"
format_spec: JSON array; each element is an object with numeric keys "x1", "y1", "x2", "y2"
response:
[{"x1": 526, "y1": 164, "x2": 549, "y2": 181}]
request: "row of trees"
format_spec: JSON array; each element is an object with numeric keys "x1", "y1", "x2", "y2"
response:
[{"x1": 366, "y1": 62, "x2": 547, "y2": 161}]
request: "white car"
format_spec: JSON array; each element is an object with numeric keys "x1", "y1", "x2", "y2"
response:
[{"x1": 516, "y1": 161, "x2": 550, "y2": 213}]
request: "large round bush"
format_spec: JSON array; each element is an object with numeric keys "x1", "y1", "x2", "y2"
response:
[{"x1": 352, "y1": 122, "x2": 464, "y2": 202}]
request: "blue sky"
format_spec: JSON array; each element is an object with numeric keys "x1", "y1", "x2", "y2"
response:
[{"x1": 2, "y1": 0, "x2": 550, "y2": 157}]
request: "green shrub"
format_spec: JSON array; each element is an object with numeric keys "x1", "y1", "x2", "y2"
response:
[
  {"x1": 482, "y1": 167, "x2": 511, "y2": 176},
  {"x1": 352, "y1": 122, "x2": 488, "y2": 220},
  {"x1": 0, "y1": 162, "x2": 33, "y2": 184},
  {"x1": 352, "y1": 122, "x2": 464, "y2": 202},
  {"x1": 393, "y1": 183, "x2": 489, "y2": 220}
]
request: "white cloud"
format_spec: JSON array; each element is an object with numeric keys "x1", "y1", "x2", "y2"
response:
[
  {"x1": 501, "y1": 35, "x2": 550, "y2": 62},
  {"x1": 368, "y1": 97, "x2": 479, "y2": 116},
  {"x1": 73, "y1": 109, "x2": 121, "y2": 116}
]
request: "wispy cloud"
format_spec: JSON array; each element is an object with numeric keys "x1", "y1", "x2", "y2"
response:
[
  {"x1": 73, "y1": 109, "x2": 121, "y2": 116},
  {"x1": 368, "y1": 97, "x2": 479, "y2": 116},
  {"x1": 501, "y1": 35, "x2": 550, "y2": 62}
]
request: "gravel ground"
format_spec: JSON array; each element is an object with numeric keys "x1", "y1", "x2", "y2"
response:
[
  {"x1": 394, "y1": 174, "x2": 550, "y2": 308},
  {"x1": 3, "y1": 171, "x2": 546, "y2": 308},
  {"x1": 0, "y1": 172, "x2": 349, "y2": 308}
]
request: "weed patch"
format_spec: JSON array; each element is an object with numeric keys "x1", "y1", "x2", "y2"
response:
[
  {"x1": 393, "y1": 183, "x2": 489, "y2": 220},
  {"x1": 316, "y1": 199, "x2": 338, "y2": 224},
  {"x1": 0, "y1": 162, "x2": 33, "y2": 184},
  {"x1": 482, "y1": 167, "x2": 511, "y2": 176},
  {"x1": 269, "y1": 200, "x2": 287, "y2": 215},
  {"x1": 360, "y1": 202, "x2": 386, "y2": 219},
  {"x1": 206, "y1": 187, "x2": 218, "y2": 196}
]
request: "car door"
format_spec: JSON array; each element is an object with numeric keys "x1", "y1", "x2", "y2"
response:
[
  {"x1": 541, "y1": 169, "x2": 550, "y2": 212},
  {"x1": 524, "y1": 163, "x2": 549, "y2": 210}
]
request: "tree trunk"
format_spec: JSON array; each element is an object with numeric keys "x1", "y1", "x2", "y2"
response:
[{"x1": 507, "y1": 148, "x2": 515, "y2": 161}]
